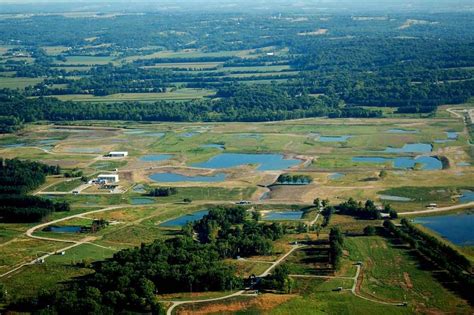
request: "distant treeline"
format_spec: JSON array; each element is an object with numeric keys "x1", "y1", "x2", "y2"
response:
[
  {"x1": 0, "y1": 87, "x2": 380, "y2": 132},
  {"x1": 0, "y1": 158, "x2": 69, "y2": 223}
]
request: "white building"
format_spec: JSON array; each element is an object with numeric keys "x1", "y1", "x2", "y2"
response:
[
  {"x1": 108, "y1": 151, "x2": 128, "y2": 157},
  {"x1": 97, "y1": 174, "x2": 119, "y2": 183}
]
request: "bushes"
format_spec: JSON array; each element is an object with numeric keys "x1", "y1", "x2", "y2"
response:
[{"x1": 148, "y1": 187, "x2": 177, "y2": 197}]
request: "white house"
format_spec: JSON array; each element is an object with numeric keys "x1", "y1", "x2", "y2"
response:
[
  {"x1": 108, "y1": 151, "x2": 128, "y2": 158},
  {"x1": 97, "y1": 174, "x2": 119, "y2": 183}
]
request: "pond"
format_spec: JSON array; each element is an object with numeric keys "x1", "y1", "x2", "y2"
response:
[
  {"x1": 130, "y1": 197, "x2": 155, "y2": 205},
  {"x1": 150, "y1": 172, "x2": 227, "y2": 182},
  {"x1": 457, "y1": 162, "x2": 471, "y2": 167},
  {"x1": 434, "y1": 131, "x2": 458, "y2": 143},
  {"x1": 414, "y1": 213, "x2": 474, "y2": 246},
  {"x1": 124, "y1": 129, "x2": 146, "y2": 135},
  {"x1": 459, "y1": 190, "x2": 474, "y2": 203},
  {"x1": 352, "y1": 156, "x2": 442, "y2": 170},
  {"x1": 386, "y1": 129, "x2": 419, "y2": 134},
  {"x1": 262, "y1": 211, "x2": 304, "y2": 221},
  {"x1": 140, "y1": 154, "x2": 174, "y2": 162},
  {"x1": 384, "y1": 143, "x2": 432, "y2": 153},
  {"x1": 159, "y1": 210, "x2": 209, "y2": 227},
  {"x1": 329, "y1": 173, "x2": 345, "y2": 180},
  {"x1": 378, "y1": 195, "x2": 412, "y2": 202},
  {"x1": 192, "y1": 153, "x2": 300, "y2": 171},
  {"x1": 318, "y1": 135, "x2": 352, "y2": 142},
  {"x1": 181, "y1": 132, "x2": 198, "y2": 138},
  {"x1": 47, "y1": 226, "x2": 82, "y2": 233}
]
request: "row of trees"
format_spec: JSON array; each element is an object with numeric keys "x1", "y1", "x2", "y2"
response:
[
  {"x1": 276, "y1": 174, "x2": 312, "y2": 185},
  {"x1": 383, "y1": 220, "x2": 472, "y2": 302},
  {"x1": 329, "y1": 227, "x2": 345, "y2": 270}
]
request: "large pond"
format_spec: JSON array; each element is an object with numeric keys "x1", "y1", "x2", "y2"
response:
[
  {"x1": 150, "y1": 172, "x2": 227, "y2": 182},
  {"x1": 192, "y1": 153, "x2": 300, "y2": 171},
  {"x1": 384, "y1": 143, "x2": 432, "y2": 153},
  {"x1": 159, "y1": 210, "x2": 209, "y2": 227},
  {"x1": 414, "y1": 213, "x2": 474, "y2": 246},
  {"x1": 263, "y1": 211, "x2": 304, "y2": 221},
  {"x1": 352, "y1": 156, "x2": 442, "y2": 170},
  {"x1": 140, "y1": 154, "x2": 174, "y2": 162}
]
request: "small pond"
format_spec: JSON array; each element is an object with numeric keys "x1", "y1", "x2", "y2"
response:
[
  {"x1": 263, "y1": 211, "x2": 304, "y2": 221},
  {"x1": 181, "y1": 132, "x2": 198, "y2": 138},
  {"x1": 378, "y1": 195, "x2": 412, "y2": 202},
  {"x1": 329, "y1": 173, "x2": 345, "y2": 180},
  {"x1": 159, "y1": 210, "x2": 209, "y2": 227},
  {"x1": 457, "y1": 162, "x2": 471, "y2": 167},
  {"x1": 130, "y1": 197, "x2": 155, "y2": 205},
  {"x1": 414, "y1": 213, "x2": 474, "y2": 246},
  {"x1": 140, "y1": 154, "x2": 173, "y2": 162},
  {"x1": 384, "y1": 143, "x2": 432, "y2": 153},
  {"x1": 133, "y1": 184, "x2": 147, "y2": 194},
  {"x1": 319, "y1": 135, "x2": 352, "y2": 142},
  {"x1": 48, "y1": 226, "x2": 82, "y2": 233},
  {"x1": 150, "y1": 172, "x2": 227, "y2": 182},
  {"x1": 386, "y1": 129, "x2": 419, "y2": 134},
  {"x1": 192, "y1": 153, "x2": 300, "y2": 171}
]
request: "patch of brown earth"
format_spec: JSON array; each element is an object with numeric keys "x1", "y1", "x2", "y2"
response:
[
  {"x1": 176, "y1": 294, "x2": 294, "y2": 315},
  {"x1": 403, "y1": 272, "x2": 413, "y2": 289}
]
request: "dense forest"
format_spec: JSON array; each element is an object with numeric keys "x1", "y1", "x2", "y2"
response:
[
  {"x1": 1, "y1": 12, "x2": 473, "y2": 130},
  {"x1": 0, "y1": 158, "x2": 69, "y2": 222}
]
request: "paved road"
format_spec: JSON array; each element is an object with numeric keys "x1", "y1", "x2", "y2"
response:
[
  {"x1": 399, "y1": 201, "x2": 474, "y2": 216},
  {"x1": 165, "y1": 245, "x2": 302, "y2": 315}
]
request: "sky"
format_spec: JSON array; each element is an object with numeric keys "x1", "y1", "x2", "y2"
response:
[{"x1": 0, "y1": 0, "x2": 472, "y2": 13}]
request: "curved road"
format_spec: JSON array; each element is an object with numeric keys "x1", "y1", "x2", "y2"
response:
[
  {"x1": 165, "y1": 244, "x2": 302, "y2": 315},
  {"x1": 0, "y1": 205, "x2": 125, "y2": 279}
]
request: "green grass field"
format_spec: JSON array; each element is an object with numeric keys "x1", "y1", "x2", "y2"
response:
[{"x1": 0, "y1": 77, "x2": 43, "y2": 89}]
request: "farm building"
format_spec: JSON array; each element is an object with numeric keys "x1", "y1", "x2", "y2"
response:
[
  {"x1": 97, "y1": 174, "x2": 119, "y2": 183},
  {"x1": 108, "y1": 151, "x2": 128, "y2": 157}
]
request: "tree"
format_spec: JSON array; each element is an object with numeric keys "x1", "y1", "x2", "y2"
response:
[
  {"x1": 364, "y1": 225, "x2": 376, "y2": 236},
  {"x1": 252, "y1": 211, "x2": 261, "y2": 222},
  {"x1": 379, "y1": 169, "x2": 388, "y2": 179},
  {"x1": 313, "y1": 198, "x2": 321, "y2": 208}
]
